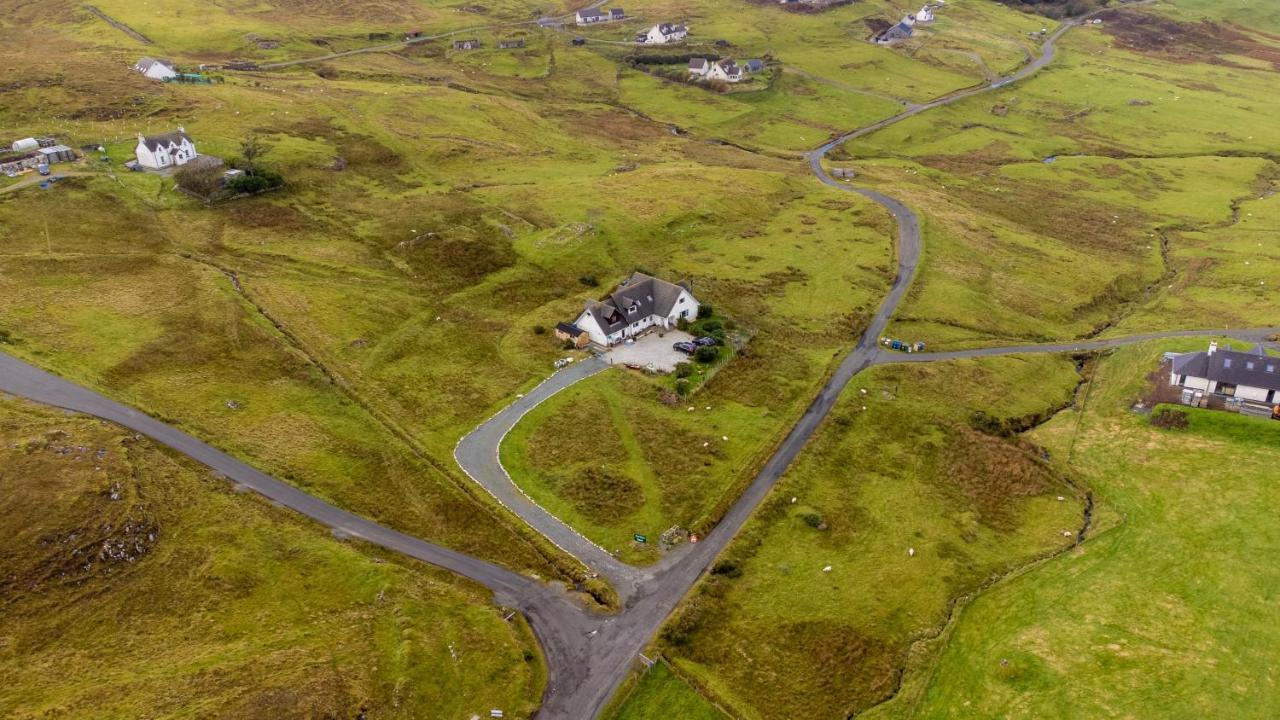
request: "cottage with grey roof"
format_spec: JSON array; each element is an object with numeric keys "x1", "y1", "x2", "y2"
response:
[
  {"x1": 570, "y1": 273, "x2": 700, "y2": 346},
  {"x1": 134, "y1": 127, "x2": 198, "y2": 170},
  {"x1": 134, "y1": 57, "x2": 177, "y2": 81},
  {"x1": 1170, "y1": 341, "x2": 1280, "y2": 410}
]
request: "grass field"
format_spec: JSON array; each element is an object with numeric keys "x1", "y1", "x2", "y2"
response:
[
  {"x1": 866, "y1": 341, "x2": 1280, "y2": 719},
  {"x1": 0, "y1": 395, "x2": 542, "y2": 718},
  {"x1": 657, "y1": 353, "x2": 1089, "y2": 719},
  {"x1": 606, "y1": 662, "x2": 728, "y2": 720}
]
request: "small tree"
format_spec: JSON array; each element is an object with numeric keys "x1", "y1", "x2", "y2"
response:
[
  {"x1": 674, "y1": 362, "x2": 695, "y2": 378},
  {"x1": 697, "y1": 304, "x2": 713, "y2": 319},
  {"x1": 238, "y1": 134, "x2": 273, "y2": 175},
  {"x1": 694, "y1": 346, "x2": 718, "y2": 363}
]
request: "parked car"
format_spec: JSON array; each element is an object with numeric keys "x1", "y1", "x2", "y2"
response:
[
  {"x1": 693, "y1": 336, "x2": 719, "y2": 347},
  {"x1": 673, "y1": 341, "x2": 697, "y2": 355}
]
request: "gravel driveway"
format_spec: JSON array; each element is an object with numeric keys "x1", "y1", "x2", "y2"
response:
[{"x1": 605, "y1": 330, "x2": 695, "y2": 373}]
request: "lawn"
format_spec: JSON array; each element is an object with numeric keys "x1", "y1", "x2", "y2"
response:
[
  {"x1": 0, "y1": 395, "x2": 543, "y2": 719},
  {"x1": 867, "y1": 341, "x2": 1280, "y2": 719},
  {"x1": 657, "y1": 353, "x2": 1089, "y2": 719}
]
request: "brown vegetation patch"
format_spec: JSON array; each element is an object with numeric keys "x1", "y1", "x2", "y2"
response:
[
  {"x1": 939, "y1": 425, "x2": 1059, "y2": 530},
  {"x1": 683, "y1": 619, "x2": 898, "y2": 719},
  {"x1": 559, "y1": 466, "x2": 644, "y2": 524},
  {"x1": 527, "y1": 394, "x2": 627, "y2": 470},
  {"x1": 1098, "y1": 10, "x2": 1280, "y2": 70}
]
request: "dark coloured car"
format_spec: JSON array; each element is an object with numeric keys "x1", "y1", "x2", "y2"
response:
[
  {"x1": 673, "y1": 341, "x2": 697, "y2": 355},
  {"x1": 693, "y1": 336, "x2": 719, "y2": 347}
]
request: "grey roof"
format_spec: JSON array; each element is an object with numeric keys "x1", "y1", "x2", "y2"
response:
[
  {"x1": 578, "y1": 7, "x2": 603, "y2": 17},
  {"x1": 657, "y1": 23, "x2": 685, "y2": 34},
  {"x1": 139, "y1": 130, "x2": 193, "y2": 152},
  {"x1": 689, "y1": 57, "x2": 708, "y2": 69},
  {"x1": 1172, "y1": 346, "x2": 1280, "y2": 392},
  {"x1": 556, "y1": 321, "x2": 586, "y2": 337},
  {"x1": 745, "y1": 59, "x2": 764, "y2": 72},
  {"x1": 38, "y1": 144, "x2": 73, "y2": 154},
  {"x1": 582, "y1": 273, "x2": 694, "y2": 336},
  {"x1": 610, "y1": 8, "x2": 624, "y2": 17}
]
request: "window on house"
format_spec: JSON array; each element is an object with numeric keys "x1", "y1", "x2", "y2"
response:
[
  {"x1": 1268, "y1": 364, "x2": 1276, "y2": 373},
  {"x1": 1246, "y1": 361, "x2": 1255, "y2": 370},
  {"x1": 1223, "y1": 358, "x2": 1232, "y2": 368}
]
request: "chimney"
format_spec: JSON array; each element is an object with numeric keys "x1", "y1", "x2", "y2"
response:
[
  {"x1": 1208, "y1": 341, "x2": 1218, "y2": 355},
  {"x1": 177, "y1": 125, "x2": 185, "y2": 133}
]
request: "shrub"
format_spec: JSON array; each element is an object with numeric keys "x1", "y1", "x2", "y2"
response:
[
  {"x1": 697, "y1": 304, "x2": 713, "y2": 319},
  {"x1": 1151, "y1": 408, "x2": 1190, "y2": 430},
  {"x1": 562, "y1": 339, "x2": 577, "y2": 350},
  {"x1": 676, "y1": 318, "x2": 690, "y2": 331},
  {"x1": 675, "y1": 378, "x2": 691, "y2": 396},
  {"x1": 674, "y1": 362, "x2": 695, "y2": 378},
  {"x1": 801, "y1": 512, "x2": 823, "y2": 529},
  {"x1": 533, "y1": 325, "x2": 547, "y2": 335},
  {"x1": 225, "y1": 169, "x2": 284, "y2": 194},
  {"x1": 578, "y1": 274, "x2": 598, "y2": 287},
  {"x1": 0, "y1": 328, "x2": 11, "y2": 344},
  {"x1": 174, "y1": 163, "x2": 225, "y2": 199},
  {"x1": 711, "y1": 560, "x2": 743, "y2": 578},
  {"x1": 694, "y1": 346, "x2": 719, "y2": 363}
]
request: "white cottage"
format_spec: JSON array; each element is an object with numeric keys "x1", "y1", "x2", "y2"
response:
[
  {"x1": 706, "y1": 58, "x2": 742, "y2": 83},
  {"x1": 644, "y1": 23, "x2": 688, "y2": 44},
  {"x1": 569, "y1": 272, "x2": 700, "y2": 346},
  {"x1": 134, "y1": 57, "x2": 177, "y2": 81},
  {"x1": 1170, "y1": 342, "x2": 1280, "y2": 406},
  {"x1": 135, "y1": 128, "x2": 198, "y2": 170},
  {"x1": 576, "y1": 7, "x2": 605, "y2": 24}
]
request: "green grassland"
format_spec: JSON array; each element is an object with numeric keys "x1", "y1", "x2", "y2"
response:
[
  {"x1": 867, "y1": 341, "x2": 1280, "y2": 719},
  {"x1": 831, "y1": 2, "x2": 1280, "y2": 347},
  {"x1": 657, "y1": 353, "x2": 1089, "y2": 719},
  {"x1": 0, "y1": 395, "x2": 542, "y2": 718},
  {"x1": 606, "y1": 661, "x2": 729, "y2": 720}
]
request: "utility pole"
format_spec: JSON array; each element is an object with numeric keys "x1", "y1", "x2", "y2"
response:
[{"x1": 44, "y1": 218, "x2": 51, "y2": 256}]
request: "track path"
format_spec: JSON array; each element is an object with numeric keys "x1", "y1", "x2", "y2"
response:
[{"x1": 1, "y1": 3, "x2": 1259, "y2": 719}]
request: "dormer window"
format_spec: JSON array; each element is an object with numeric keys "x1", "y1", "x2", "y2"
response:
[
  {"x1": 1223, "y1": 358, "x2": 1232, "y2": 369},
  {"x1": 1246, "y1": 361, "x2": 1255, "y2": 370},
  {"x1": 627, "y1": 304, "x2": 637, "y2": 314},
  {"x1": 1268, "y1": 364, "x2": 1276, "y2": 373}
]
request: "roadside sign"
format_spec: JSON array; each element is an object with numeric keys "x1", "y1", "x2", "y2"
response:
[{"x1": 633, "y1": 534, "x2": 647, "y2": 543}]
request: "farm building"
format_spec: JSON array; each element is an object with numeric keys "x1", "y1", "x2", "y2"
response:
[
  {"x1": 498, "y1": 38, "x2": 526, "y2": 49},
  {"x1": 554, "y1": 322, "x2": 591, "y2": 348},
  {"x1": 135, "y1": 57, "x2": 177, "y2": 81},
  {"x1": 570, "y1": 272, "x2": 700, "y2": 347},
  {"x1": 644, "y1": 23, "x2": 688, "y2": 44},
  {"x1": 744, "y1": 59, "x2": 765, "y2": 73},
  {"x1": 0, "y1": 152, "x2": 43, "y2": 176},
  {"x1": 688, "y1": 57, "x2": 710, "y2": 77},
  {"x1": 1170, "y1": 342, "x2": 1280, "y2": 414},
  {"x1": 135, "y1": 127, "x2": 198, "y2": 170},
  {"x1": 875, "y1": 21, "x2": 914, "y2": 43},
  {"x1": 453, "y1": 39, "x2": 480, "y2": 50},
  {"x1": 38, "y1": 145, "x2": 75, "y2": 164},
  {"x1": 11, "y1": 137, "x2": 38, "y2": 152}
]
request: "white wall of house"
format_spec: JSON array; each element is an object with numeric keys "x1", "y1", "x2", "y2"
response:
[
  {"x1": 574, "y1": 310, "x2": 609, "y2": 346},
  {"x1": 1235, "y1": 385, "x2": 1272, "y2": 403},
  {"x1": 135, "y1": 137, "x2": 198, "y2": 170},
  {"x1": 1172, "y1": 373, "x2": 1211, "y2": 392},
  {"x1": 667, "y1": 290, "x2": 698, "y2": 324}
]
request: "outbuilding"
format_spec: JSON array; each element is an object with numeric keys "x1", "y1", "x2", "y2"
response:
[{"x1": 134, "y1": 57, "x2": 178, "y2": 81}]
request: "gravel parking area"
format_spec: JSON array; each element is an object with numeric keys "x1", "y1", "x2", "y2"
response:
[{"x1": 605, "y1": 330, "x2": 695, "y2": 373}]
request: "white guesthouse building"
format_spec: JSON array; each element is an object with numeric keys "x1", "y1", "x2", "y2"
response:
[
  {"x1": 569, "y1": 273, "x2": 700, "y2": 346},
  {"x1": 1170, "y1": 342, "x2": 1280, "y2": 406},
  {"x1": 134, "y1": 57, "x2": 178, "y2": 81},
  {"x1": 135, "y1": 128, "x2": 198, "y2": 170}
]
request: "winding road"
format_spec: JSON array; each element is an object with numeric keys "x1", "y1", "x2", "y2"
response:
[{"x1": 1, "y1": 2, "x2": 1268, "y2": 719}]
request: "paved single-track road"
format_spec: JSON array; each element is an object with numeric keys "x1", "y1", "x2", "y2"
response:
[{"x1": 2, "y1": 2, "x2": 1266, "y2": 719}]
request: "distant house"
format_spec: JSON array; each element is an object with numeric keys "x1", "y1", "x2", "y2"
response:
[
  {"x1": 644, "y1": 23, "x2": 688, "y2": 44},
  {"x1": 135, "y1": 127, "x2": 198, "y2": 170},
  {"x1": 134, "y1": 57, "x2": 177, "y2": 81},
  {"x1": 453, "y1": 38, "x2": 480, "y2": 50},
  {"x1": 1170, "y1": 342, "x2": 1280, "y2": 410},
  {"x1": 576, "y1": 7, "x2": 605, "y2": 24},
  {"x1": 875, "y1": 21, "x2": 914, "y2": 43},
  {"x1": 706, "y1": 58, "x2": 742, "y2": 83},
  {"x1": 572, "y1": 272, "x2": 700, "y2": 346},
  {"x1": 688, "y1": 57, "x2": 710, "y2": 77},
  {"x1": 498, "y1": 38, "x2": 526, "y2": 49},
  {"x1": 610, "y1": 8, "x2": 626, "y2": 20},
  {"x1": 744, "y1": 58, "x2": 765, "y2": 73},
  {"x1": 917, "y1": 5, "x2": 935, "y2": 22}
]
